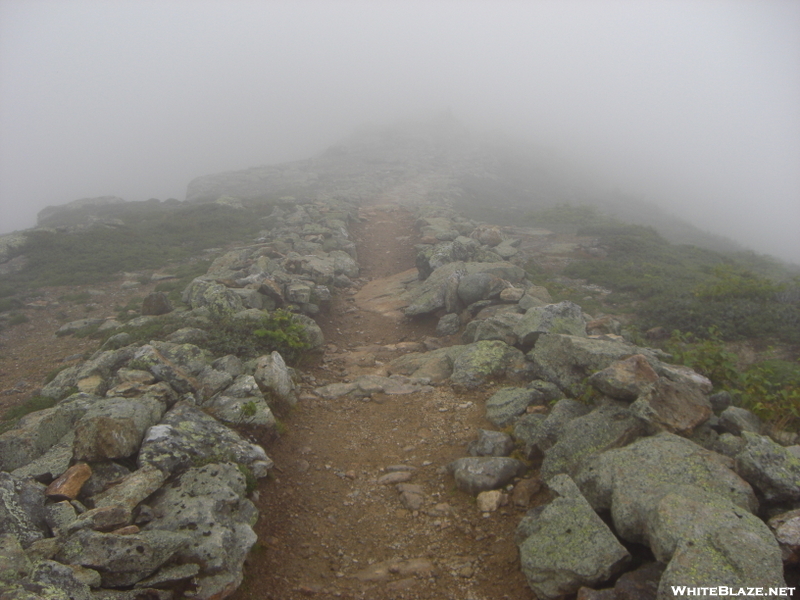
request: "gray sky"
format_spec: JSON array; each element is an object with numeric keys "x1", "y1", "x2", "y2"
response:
[{"x1": 1, "y1": 0, "x2": 799, "y2": 262}]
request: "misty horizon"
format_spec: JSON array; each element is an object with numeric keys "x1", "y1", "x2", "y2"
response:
[{"x1": 1, "y1": 1, "x2": 798, "y2": 262}]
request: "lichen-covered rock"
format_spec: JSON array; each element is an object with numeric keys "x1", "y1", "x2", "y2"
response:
[
  {"x1": 768, "y1": 508, "x2": 800, "y2": 564},
  {"x1": 719, "y1": 405, "x2": 762, "y2": 435},
  {"x1": 656, "y1": 491, "x2": 785, "y2": 597},
  {"x1": 462, "y1": 311, "x2": 523, "y2": 346},
  {"x1": 630, "y1": 378, "x2": 712, "y2": 436},
  {"x1": 448, "y1": 457, "x2": 526, "y2": 495},
  {"x1": 254, "y1": 351, "x2": 297, "y2": 411},
  {"x1": 516, "y1": 475, "x2": 630, "y2": 599},
  {"x1": 0, "y1": 533, "x2": 32, "y2": 582},
  {"x1": 540, "y1": 402, "x2": 646, "y2": 481},
  {"x1": 575, "y1": 433, "x2": 759, "y2": 542},
  {"x1": 450, "y1": 340, "x2": 531, "y2": 389},
  {"x1": 0, "y1": 473, "x2": 48, "y2": 548},
  {"x1": 27, "y1": 559, "x2": 92, "y2": 600},
  {"x1": 145, "y1": 462, "x2": 258, "y2": 600},
  {"x1": 137, "y1": 402, "x2": 273, "y2": 478},
  {"x1": 92, "y1": 465, "x2": 168, "y2": 512},
  {"x1": 527, "y1": 334, "x2": 660, "y2": 397},
  {"x1": 457, "y1": 272, "x2": 506, "y2": 306},
  {"x1": 182, "y1": 278, "x2": 244, "y2": 317},
  {"x1": 514, "y1": 301, "x2": 587, "y2": 349},
  {"x1": 735, "y1": 432, "x2": 800, "y2": 504},
  {"x1": 515, "y1": 398, "x2": 590, "y2": 460},
  {"x1": 56, "y1": 528, "x2": 190, "y2": 587},
  {"x1": 468, "y1": 429, "x2": 515, "y2": 457},
  {"x1": 587, "y1": 354, "x2": 659, "y2": 401},
  {"x1": 485, "y1": 387, "x2": 543, "y2": 428},
  {"x1": 72, "y1": 397, "x2": 165, "y2": 462}
]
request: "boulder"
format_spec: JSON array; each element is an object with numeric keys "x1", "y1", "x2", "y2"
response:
[
  {"x1": 145, "y1": 463, "x2": 258, "y2": 600},
  {"x1": 735, "y1": 432, "x2": 800, "y2": 504},
  {"x1": 516, "y1": 475, "x2": 630, "y2": 599},
  {"x1": 56, "y1": 528, "x2": 190, "y2": 587},
  {"x1": 719, "y1": 406, "x2": 762, "y2": 435},
  {"x1": 448, "y1": 457, "x2": 526, "y2": 495},
  {"x1": 254, "y1": 351, "x2": 297, "y2": 411},
  {"x1": 450, "y1": 340, "x2": 531, "y2": 389},
  {"x1": 468, "y1": 429, "x2": 515, "y2": 457},
  {"x1": 515, "y1": 398, "x2": 590, "y2": 460},
  {"x1": 527, "y1": 334, "x2": 660, "y2": 397},
  {"x1": 575, "y1": 433, "x2": 759, "y2": 536},
  {"x1": 629, "y1": 378, "x2": 712, "y2": 436},
  {"x1": 435, "y1": 313, "x2": 460, "y2": 336},
  {"x1": 768, "y1": 509, "x2": 800, "y2": 563},
  {"x1": 137, "y1": 402, "x2": 273, "y2": 478},
  {"x1": 514, "y1": 301, "x2": 587, "y2": 349},
  {"x1": 182, "y1": 278, "x2": 244, "y2": 317},
  {"x1": 587, "y1": 354, "x2": 659, "y2": 401},
  {"x1": 540, "y1": 402, "x2": 646, "y2": 481},
  {"x1": 140, "y1": 292, "x2": 173, "y2": 316},
  {"x1": 462, "y1": 311, "x2": 523, "y2": 346},
  {"x1": 72, "y1": 397, "x2": 164, "y2": 462},
  {"x1": 0, "y1": 473, "x2": 48, "y2": 548},
  {"x1": 485, "y1": 387, "x2": 545, "y2": 428},
  {"x1": 457, "y1": 272, "x2": 506, "y2": 306}
]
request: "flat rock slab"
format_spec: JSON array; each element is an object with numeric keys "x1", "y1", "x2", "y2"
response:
[{"x1": 353, "y1": 268, "x2": 418, "y2": 320}]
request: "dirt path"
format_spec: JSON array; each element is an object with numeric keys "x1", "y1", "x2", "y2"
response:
[{"x1": 231, "y1": 205, "x2": 537, "y2": 600}]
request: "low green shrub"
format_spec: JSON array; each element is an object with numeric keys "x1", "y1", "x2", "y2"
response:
[{"x1": 204, "y1": 309, "x2": 311, "y2": 363}]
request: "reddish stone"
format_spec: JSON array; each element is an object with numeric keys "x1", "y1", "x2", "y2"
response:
[{"x1": 45, "y1": 463, "x2": 92, "y2": 501}]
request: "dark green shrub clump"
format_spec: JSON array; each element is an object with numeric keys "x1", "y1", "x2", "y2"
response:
[{"x1": 204, "y1": 309, "x2": 312, "y2": 364}]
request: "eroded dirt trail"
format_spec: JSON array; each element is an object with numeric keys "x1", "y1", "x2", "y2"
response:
[{"x1": 231, "y1": 205, "x2": 536, "y2": 600}]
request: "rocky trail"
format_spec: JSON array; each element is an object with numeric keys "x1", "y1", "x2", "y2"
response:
[
  {"x1": 0, "y1": 192, "x2": 797, "y2": 600},
  {"x1": 232, "y1": 205, "x2": 537, "y2": 600}
]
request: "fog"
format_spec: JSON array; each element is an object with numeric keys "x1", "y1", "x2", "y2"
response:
[{"x1": 1, "y1": 1, "x2": 799, "y2": 262}]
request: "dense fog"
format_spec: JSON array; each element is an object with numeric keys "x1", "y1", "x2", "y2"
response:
[{"x1": 1, "y1": 0, "x2": 798, "y2": 262}]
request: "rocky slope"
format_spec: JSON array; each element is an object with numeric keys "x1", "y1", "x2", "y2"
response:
[{"x1": 1, "y1": 120, "x2": 799, "y2": 599}]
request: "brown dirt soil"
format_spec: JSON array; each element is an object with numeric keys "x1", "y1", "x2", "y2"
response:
[
  {"x1": 231, "y1": 205, "x2": 540, "y2": 600},
  {"x1": 0, "y1": 279, "x2": 163, "y2": 417}
]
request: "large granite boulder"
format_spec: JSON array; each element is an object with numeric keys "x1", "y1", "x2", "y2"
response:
[
  {"x1": 540, "y1": 402, "x2": 646, "y2": 481},
  {"x1": 516, "y1": 475, "x2": 630, "y2": 599},
  {"x1": 145, "y1": 463, "x2": 258, "y2": 600},
  {"x1": 450, "y1": 340, "x2": 531, "y2": 389},
  {"x1": 735, "y1": 432, "x2": 800, "y2": 504},
  {"x1": 587, "y1": 354, "x2": 659, "y2": 401},
  {"x1": 182, "y1": 278, "x2": 244, "y2": 318},
  {"x1": 630, "y1": 378, "x2": 712, "y2": 436},
  {"x1": 514, "y1": 301, "x2": 587, "y2": 349},
  {"x1": 527, "y1": 334, "x2": 660, "y2": 397}
]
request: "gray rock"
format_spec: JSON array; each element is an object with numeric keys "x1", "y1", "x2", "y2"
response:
[
  {"x1": 254, "y1": 352, "x2": 297, "y2": 411},
  {"x1": 514, "y1": 301, "x2": 586, "y2": 349},
  {"x1": 719, "y1": 405, "x2": 762, "y2": 435},
  {"x1": 165, "y1": 326, "x2": 209, "y2": 345},
  {"x1": 587, "y1": 354, "x2": 659, "y2": 401},
  {"x1": 450, "y1": 340, "x2": 531, "y2": 389},
  {"x1": 56, "y1": 528, "x2": 190, "y2": 587},
  {"x1": 92, "y1": 465, "x2": 168, "y2": 512},
  {"x1": 524, "y1": 398, "x2": 590, "y2": 457},
  {"x1": 540, "y1": 402, "x2": 646, "y2": 481},
  {"x1": 768, "y1": 508, "x2": 800, "y2": 564},
  {"x1": 485, "y1": 387, "x2": 543, "y2": 428},
  {"x1": 0, "y1": 473, "x2": 48, "y2": 548},
  {"x1": 468, "y1": 429, "x2": 515, "y2": 457},
  {"x1": 28, "y1": 560, "x2": 91, "y2": 600},
  {"x1": 44, "y1": 500, "x2": 78, "y2": 536},
  {"x1": 182, "y1": 278, "x2": 244, "y2": 317},
  {"x1": 140, "y1": 292, "x2": 173, "y2": 316},
  {"x1": 630, "y1": 378, "x2": 712, "y2": 436},
  {"x1": 211, "y1": 355, "x2": 243, "y2": 377},
  {"x1": 435, "y1": 313, "x2": 460, "y2": 336},
  {"x1": 575, "y1": 433, "x2": 759, "y2": 537},
  {"x1": 11, "y1": 431, "x2": 75, "y2": 483},
  {"x1": 708, "y1": 390, "x2": 733, "y2": 414},
  {"x1": 293, "y1": 313, "x2": 325, "y2": 349},
  {"x1": 527, "y1": 334, "x2": 660, "y2": 397},
  {"x1": 131, "y1": 344, "x2": 201, "y2": 396},
  {"x1": 56, "y1": 318, "x2": 105, "y2": 337},
  {"x1": 517, "y1": 475, "x2": 630, "y2": 599},
  {"x1": 657, "y1": 495, "x2": 785, "y2": 597},
  {"x1": 457, "y1": 272, "x2": 506, "y2": 306},
  {"x1": 448, "y1": 457, "x2": 526, "y2": 495},
  {"x1": 462, "y1": 311, "x2": 523, "y2": 346},
  {"x1": 513, "y1": 413, "x2": 548, "y2": 460},
  {"x1": 145, "y1": 463, "x2": 258, "y2": 599},
  {"x1": 203, "y1": 395, "x2": 277, "y2": 430},
  {"x1": 137, "y1": 402, "x2": 273, "y2": 477},
  {"x1": 735, "y1": 432, "x2": 800, "y2": 503},
  {"x1": 72, "y1": 397, "x2": 165, "y2": 462},
  {"x1": 0, "y1": 533, "x2": 32, "y2": 581},
  {"x1": 713, "y1": 432, "x2": 747, "y2": 458}
]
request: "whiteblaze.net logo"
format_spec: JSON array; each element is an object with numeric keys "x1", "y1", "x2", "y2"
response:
[{"x1": 670, "y1": 587, "x2": 796, "y2": 597}]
